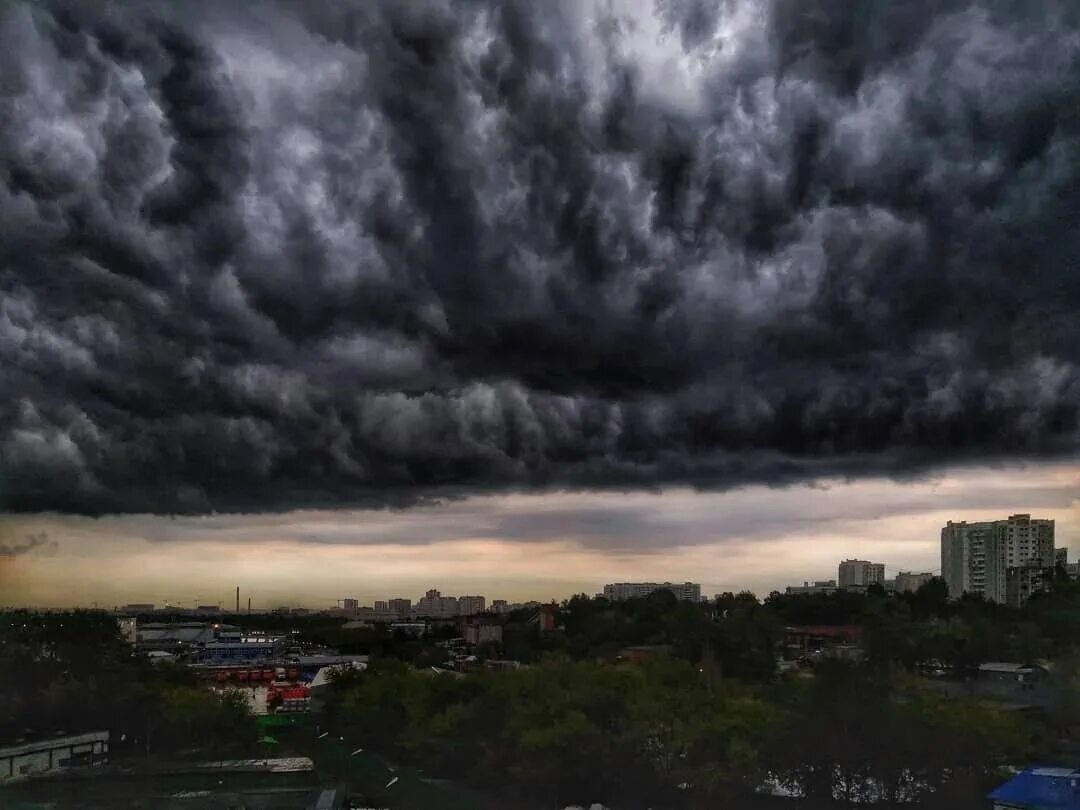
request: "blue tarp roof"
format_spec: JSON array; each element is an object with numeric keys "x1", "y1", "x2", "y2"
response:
[{"x1": 989, "y1": 768, "x2": 1080, "y2": 809}]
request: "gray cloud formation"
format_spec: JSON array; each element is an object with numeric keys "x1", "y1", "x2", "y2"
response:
[
  {"x1": 0, "y1": 532, "x2": 57, "y2": 557},
  {"x1": 1, "y1": 0, "x2": 1078, "y2": 515}
]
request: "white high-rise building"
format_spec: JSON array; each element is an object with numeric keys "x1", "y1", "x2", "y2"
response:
[
  {"x1": 941, "y1": 514, "x2": 1055, "y2": 602},
  {"x1": 838, "y1": 560, "x2": 886, "y2": 589}
]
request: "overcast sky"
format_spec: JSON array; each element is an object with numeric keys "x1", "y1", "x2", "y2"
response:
[{"x1": 1, "y1": 0, "x2": 1078, "y2": 606}]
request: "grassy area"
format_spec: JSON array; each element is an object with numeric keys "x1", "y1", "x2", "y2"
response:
[
  {"x1": 0, "y1": 768, "x2": 320, "y2": 808},
  {"x1": 313, "y1": 735, "x2": 491, "y2": 810}
]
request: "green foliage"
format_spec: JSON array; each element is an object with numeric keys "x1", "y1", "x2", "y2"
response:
[
  {"x1": 761, "y1": 661, "x2": 1041, "y2": 804},
  {"x1": 0, "y1": 610, "x2": 256, "y2": 759},
  {"x1": 323, "y1": 656, "x2": 778, "y2": 808},
  {"x1": 156, "y1": 687, "x2": 258, "y2": 755},
  {"x1": 322, "y1": 652, "x2": 1046, "y2": 808}
]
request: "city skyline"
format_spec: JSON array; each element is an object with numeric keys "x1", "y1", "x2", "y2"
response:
[
  {"x1": 2, "y1": 1, "x2": 1079, "y2": 805},
  {"x1": 4, "y1": 461, "x2": 1077, "y2": 608}
]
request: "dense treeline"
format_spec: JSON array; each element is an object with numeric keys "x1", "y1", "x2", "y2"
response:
[
  {"x1": 489, "y1": 573, "x2": 1080, "y2": 674},
  {"x1": 312, "y1": 579, "x2": 1080, "y2": 808},
  {"x1": 317, "y1": 656, "x2": 1039, "y2": 809},
  {"x1": 0, "y1": 611, "x2": 256, "y2": 758}
]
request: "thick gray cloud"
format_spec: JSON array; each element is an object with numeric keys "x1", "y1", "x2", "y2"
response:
[
  {"x1": 0, "y1": 532, "x2": 56, "y2": 557},
  {"x1": 0, "y1": 0, "x2": 1078, "y2": 515}
]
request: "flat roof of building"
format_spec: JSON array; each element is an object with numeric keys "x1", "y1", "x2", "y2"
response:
[
  {"x1": 193, "y1": 757, "x2": 314, "y2": 773},
  {"x1": 978, "y1": 662, "x2": 1046, "y2": 674},
  {"x1": 0, "y1": 730, "x2": 109, "y2": 758},
  {"x1": 989, "y1": 766, "x2": 1080, "y2": 809}
]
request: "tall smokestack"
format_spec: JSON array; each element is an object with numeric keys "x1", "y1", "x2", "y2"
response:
[
  {"x1": 247, "y1": 597, "x2": 251, "y2": 614},
  {"x1": 236, "y1": 586, "x2": 240, "y2": 614}
]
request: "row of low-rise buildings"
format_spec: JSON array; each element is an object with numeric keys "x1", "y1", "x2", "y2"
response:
[
  {"x1": 786, "y1": 564, "x2": 934, "y2": 596},
  {"x1": 338, "y1": 591, "x2": 522, "y2": 620}
]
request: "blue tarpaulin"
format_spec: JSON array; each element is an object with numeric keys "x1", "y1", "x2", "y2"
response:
[{"x1": 989, "y1": 767, "x2": 1080, "y2": 809}]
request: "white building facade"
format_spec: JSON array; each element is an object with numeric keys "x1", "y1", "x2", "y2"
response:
[
  {"x1": 941, "y1": 514, "x2": 1055, "y2": 602},
  {"x1": 602, "y1": 582, "x2": 702, "y2": 602}
]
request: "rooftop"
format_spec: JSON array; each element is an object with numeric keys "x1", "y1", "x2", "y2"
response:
[
  {"x1": 978, "y1": 662, "x2": 1046, "y2": 674},
  {"x1": 989, "y1": 766, "x2": 1080, "y2": 809},
  {"x1": 0, "y1": 730, "x2": 109, "y2": 757}
]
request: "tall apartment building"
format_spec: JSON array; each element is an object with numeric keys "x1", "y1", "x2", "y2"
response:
[
  {"x1": 838, "y1": 560, "x2": 886, "y2": 589},
  {"x1": 894, "y1": 572, "x2": 934, "y2": 594},
  {"x1": 388, "y1": 598, "x2": 411, "y2": 618},
  {"x1": 341, "y1": 598, "x2": 358, "y2": 611},
  {"x1": 458, "y1": 596, "x2": 486, "y2": 616},
  {"x1": 416, "y1": 589, "x2": 442, "y2": 616},
  {"x1": 941, "y1": 514, "x2": 1055, "y2": 602},
  {"x1": 490, "y1": 599, "x2": 510, "y2": 614},
  {"x1": 374, "y1": 601, "x2": 389, "y2": 612},
  {"x1": 602, "y1": 582, "x2": 702, "y2": 602},
  {"x1": 416, "y1": 589, "x2": 461, "y2": 618}
]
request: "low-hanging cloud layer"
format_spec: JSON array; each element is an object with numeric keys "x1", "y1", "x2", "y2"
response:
[{"x1": 1, "y1": 0, "x2": 1078, "y2": 515}]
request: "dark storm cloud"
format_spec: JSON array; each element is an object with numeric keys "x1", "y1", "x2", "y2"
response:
[{"x1": 1, "y1": 0, "x2": 1078, "y2": 515}]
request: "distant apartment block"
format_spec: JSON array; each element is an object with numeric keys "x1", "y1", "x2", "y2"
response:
[
  {"x1": 374, "y1": 601, "x2": 388, "y2": 612},
  {"x1": 490, "y1": 599, "x2": 510, "y2": 614},
  {"x1": 602, "y1": 582, "x2": 702, "y2": 602},
  {"x1": 894, "y1": 572, "x2": 934, "y2": 593},
  {"x1": 458, "y1": 596, "x2": 486, "y2": 616},
  {"x1": 785, "y1": 580, "x2": 838, "y2": 596},
  {"x1": 941, "y1": 514, "x2": 1055, "y2": 602},
  {"x1": 341, "y1": 598, "x2": 358, "y2": 611},
  {"x1": 463, "y1": 622, "x2": 503, "y2": 646},
  {"x1": 838, "y1": 560, "x2": 886, "y2": 589},
  {"x1": 388, "y1": 598, "x2": 411, "y2": 617},
  {"x1": 416, "y1": 589, "x2": 460, "y2": 618}
]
